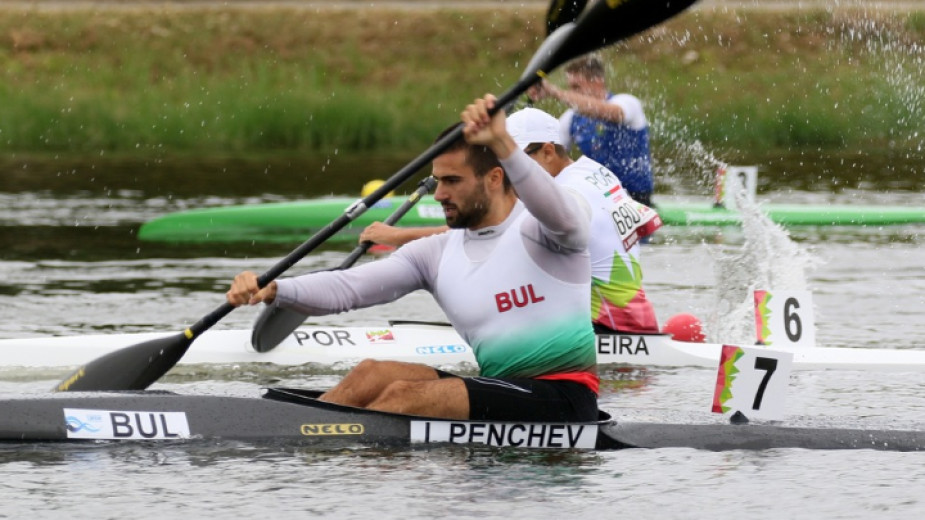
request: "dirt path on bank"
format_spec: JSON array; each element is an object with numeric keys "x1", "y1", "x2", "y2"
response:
[{"x1": 0, "y1": 1, "x2": 921, "y2": 12}]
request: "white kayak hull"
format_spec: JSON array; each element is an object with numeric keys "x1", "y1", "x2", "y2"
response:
[{"x1": 2, "y1": 321, "x2": 925, "y2": 372}]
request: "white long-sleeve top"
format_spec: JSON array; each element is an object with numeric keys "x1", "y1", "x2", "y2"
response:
[{"x1": 273, "y1": 149, "x2": 598, "y2": 385}]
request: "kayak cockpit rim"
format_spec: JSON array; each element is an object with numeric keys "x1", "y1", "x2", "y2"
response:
[
  {"x1": 263, "y1": 386, "x2": 614, "y2": 423},
  {"x1": 263, "y1": 387, "x2": 623, "y2": 449}
]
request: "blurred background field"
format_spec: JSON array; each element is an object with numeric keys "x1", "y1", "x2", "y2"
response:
[{"x1": 0, "y1": 0, "x2": 923, "y2": 194}]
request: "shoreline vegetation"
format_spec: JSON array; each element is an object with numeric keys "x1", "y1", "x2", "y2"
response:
[{"x1": 1, "y1": 1, "x2": 924, "y2": 179}]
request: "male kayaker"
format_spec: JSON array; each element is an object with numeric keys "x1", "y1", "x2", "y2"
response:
[
  {"x1": 227, "y1": 94, "x2": 598, "y2": 422},
  {"x1": 359, "y1": 107, "x2": 661, "y2": 334},
  {"x1": 506, "y1": 107, "x2": 661, "y2": 333},
  {"x1": 529, "y1": 53, "x2": 656, "y2": 207}
]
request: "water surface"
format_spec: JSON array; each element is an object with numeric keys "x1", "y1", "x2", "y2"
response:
[{"x1": 0, "y1": 152, "x2": 923, "y2": 519}]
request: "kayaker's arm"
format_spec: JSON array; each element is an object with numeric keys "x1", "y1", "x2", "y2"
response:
[
  {"x1": 463, "y1": 94, "x2": 590, "y2": 253},
  {"x1": 268, "y1": 234, "x2": 444, "y2": 316},
  {"x1": 227, "y1": 272, "x2": 278, "y2": 307},
  {"x1": 533, "y1": 80, "x2": 626, "y2": 122},
  {"x1": 360, "y1": 222, "x2": 448, "y2": 248},
  {"x1": 499, "y1": 150, "x2": 590, "y2": 253}
]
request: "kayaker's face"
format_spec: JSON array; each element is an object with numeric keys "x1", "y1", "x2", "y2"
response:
[
  {"x1": 566, "y1": 72, "x2": 605, "y2": 99},
  {"x1": 432, "y1": 149, "x2": 491, "y2": 229}
]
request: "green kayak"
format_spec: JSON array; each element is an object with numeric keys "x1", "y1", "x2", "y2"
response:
[
  {"x1": 655, "y1": 201, "x2": 925, "y2": 227},
  {"x1": 138, "y1": 197, "x2": 446, "y2": 244},
  {"x1": 137, "y1": 196, "x2": 925, "y2": 243}
]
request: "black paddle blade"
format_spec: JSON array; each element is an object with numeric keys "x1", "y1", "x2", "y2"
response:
[
  {"x1": 251, "y1": 307, "x2": 307, "y2": 353},
  {"x1": 55, "y1": 332, "x2": 193, "y2": 391},
  {"x1": 546, "y1": 0, "x2": 589, "y2": 35},
  {"x1": 250, "y1": 176, "x2": 439, "y2": 353},
  {"x1": 526, "y1": 0, "x2": 699, "y2": 79}
]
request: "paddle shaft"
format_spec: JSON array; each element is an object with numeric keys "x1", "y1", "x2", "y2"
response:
[
  {"x1": 249, "y1": 176, "x2": 437, "y2": 352},
  {"x1": 336, "y1": 176, "x2": 438, "y2": 268},
  {"x1": 191, "y1": 68, "x2": 559, "y2": 340},
  {"x1": 187, "y1": 176, "x2": 438, "y2": 339},
  {"x1": 54, "y1": 177, "x2": 439, "y2": 391}
]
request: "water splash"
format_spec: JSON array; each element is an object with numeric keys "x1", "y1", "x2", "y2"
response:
[
  {"x1": 619, "y1": 75, "x2": 727, "y2": 195},
  {"x1": 835, "y1": 8, "x2": 925, "y2": 151},
  {"x1": 705, "y1": 174, "x2": 821, "y2": 344}
]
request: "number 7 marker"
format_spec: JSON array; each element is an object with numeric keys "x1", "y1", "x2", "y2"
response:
[{"x1": 712, "y1": 344, "x2": 794, "y2": 421}]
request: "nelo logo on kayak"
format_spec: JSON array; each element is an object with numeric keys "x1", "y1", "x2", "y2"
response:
[
  {"x1": 410, "y1": 421, "x2": 598, "y2": 449},
  {"x1": 300, "y1": 423, "x2": 364, "y2": 436},
  {"x1": 63, "y1": 408, "x2": 191, "y2": 440},
  {"x1": 597, "y1": 334, "x2": 650, "y2": 356},
  {"x1": 415, "y1": 344, "x2": 468, "y2": 355}
]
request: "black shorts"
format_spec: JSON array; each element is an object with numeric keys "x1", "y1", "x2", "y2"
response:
[{"x1": 437, "y1": 370, "x2": 598, "y2": 422}]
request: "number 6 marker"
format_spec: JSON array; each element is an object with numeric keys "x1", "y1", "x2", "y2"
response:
[{"x1": 754, "y1": 289, "x2": 816, "y2": 348}]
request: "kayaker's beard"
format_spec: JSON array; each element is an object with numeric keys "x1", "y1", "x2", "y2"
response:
[{"x1": 444, "y1": 178, "x2": 491, "y2": 229}]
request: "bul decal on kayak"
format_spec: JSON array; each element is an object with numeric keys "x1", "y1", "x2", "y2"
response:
[
  {"x1": 495, "y1": 284, "x2": 545, "y2": 313},
  {"x1": 110, "y1": 412, "x2": 184, "y2": 439},
  {"x1": 64, "y1": 408, "x2": 191, "y2": 440}
]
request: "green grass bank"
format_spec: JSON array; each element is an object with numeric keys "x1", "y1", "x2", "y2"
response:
[{"x1": 1, "y1": 3, "x2": 924, "y2": 163}]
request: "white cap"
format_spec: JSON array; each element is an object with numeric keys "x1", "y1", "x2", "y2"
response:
[{"x1": 506, "y1": 107, "x2": 562, "y2": 150}]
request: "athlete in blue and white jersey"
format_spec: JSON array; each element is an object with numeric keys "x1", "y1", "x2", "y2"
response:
[
  {"x1": 530, "y1": 54, "x2": 655, "y2": 206},
  {"x1": 226, "y1": 94, "x2": 599, "y2": 423}
]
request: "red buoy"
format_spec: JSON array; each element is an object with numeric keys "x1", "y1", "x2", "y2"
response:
[{"x1": 663, "y1": 313, "x2": 705, "y2": 343}]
